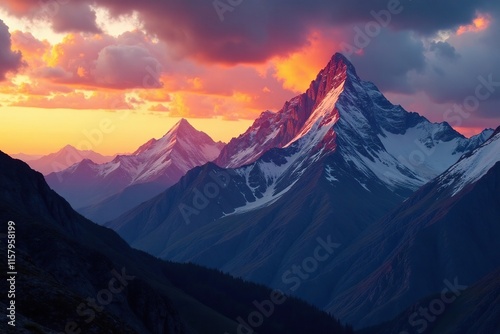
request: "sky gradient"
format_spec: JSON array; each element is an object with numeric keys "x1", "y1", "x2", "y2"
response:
[{"x1": 1, "y1": 0, "x2": 499, "y2": 155}]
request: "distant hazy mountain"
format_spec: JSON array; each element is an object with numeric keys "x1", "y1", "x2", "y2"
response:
[
  {"x1": 10, "y1": 152, "x2": 43, "y2": 161},
  {"x1": 78, "y1": 182, "x2": 168, "y2": 224},
  {"x1": 46, "y1": 119, "x2": 225, "y2": 210},
  {"x1": 17, "y1": 145, "x2": 115, "y2": 175},
  {"x1": 0, "y1": 151, "x2": 352, "y2": 334}
]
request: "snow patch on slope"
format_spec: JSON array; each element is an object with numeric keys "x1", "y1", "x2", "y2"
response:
[
  {"x1": 379, "y1": 123, "x2": 464, "y2": 180},
  {"x1": 286, "y1": 82, "x2": 344, "y2": 148},
  {"x1": 439, "y1": 131, "x2": 500, "y2": 196},
  {"x1": 225, "y1": 149, "x2": 305, "y2": 216}
]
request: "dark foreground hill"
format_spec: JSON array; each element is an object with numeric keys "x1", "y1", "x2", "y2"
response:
[{"x1": 0, "y1": 151, "x2": 352, "y2": 334}]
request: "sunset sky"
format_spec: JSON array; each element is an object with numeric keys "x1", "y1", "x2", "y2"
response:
[{"x1": 1, "y1": 0, "x2": 499, "y2": 155}]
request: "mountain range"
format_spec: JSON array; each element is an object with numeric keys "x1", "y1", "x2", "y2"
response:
[
  {"x1": 10, "y1": 152, "x2": 43, "y2": 161},
  {"x1": 45, "y1": 119, "x2": 224, "y2": 220},
  {"x1": 95, "y1": 54, "x2": 498, "y2": 330},
  {"x1": 48, "y1": 54, "x2": 493, "y2": 225},
  {"x1": 15, "y1": 145, "x2": 115, "y2": 175},
  {"x1": 14, "y1": 52, "x2": 499, "y2": 332}
]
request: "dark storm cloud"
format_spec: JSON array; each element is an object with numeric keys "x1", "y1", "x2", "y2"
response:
[
  {"x1": 2, "y1": 0, "x2": 499, "y2": 64},
  {"x1": 335, "y1": 3, "x2": 500, "y2": 123},
  {"x1": 415, "y1": 18, "x2": 500, "y2": 120},
  {"x1": 0, "y1": 20, "x2": 24, "y2": 80},
  {"x1": 92, "y1": 0, "x2": 500, "y2": 63},
  {"x1": 348, "y1": 30, "x2": 426, "y2": 93}
]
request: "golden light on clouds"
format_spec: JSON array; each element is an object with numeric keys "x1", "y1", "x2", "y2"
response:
[
  {"x1": 272, "y1": 31, "x2": 338, "y2": 92},
  {"x1": 457, "y1": 14, "x2": 491, "y2": 35}
]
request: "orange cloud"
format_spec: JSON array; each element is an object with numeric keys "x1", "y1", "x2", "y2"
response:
[
  {"x1": 13, "y1": 91, "x2": 131, "y2": 109},
  {"x1": 138, "y1": 88, "x2": 171, "y2": 102},
  {"x1": 457, "y1": 14, "x2": 491, "y2": 35},
  {"x1": 272, "y1": 30, "x2": 341, "y2": 92},
  {"x1": 17, "y1": 81, "x2": 72, "y2": 95},
  {"x1": 20, "y1": 31, "x2": 168, "y2": 90},
  {"x1": 5, "y1": 26, "x2": 300, "y2": 120},
  {"x1": 168, "y1": 92, "x2": 260, "y2": 120},
  {"x1": 11, "y1": 31, "x2": 50, "y2": 70}
]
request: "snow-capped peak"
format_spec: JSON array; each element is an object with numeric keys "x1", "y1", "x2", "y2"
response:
[
  {"x1": 165, "y1": 118, "x2": 197, "y2": 137},
  {"x1": 216, "y1": 52, "x2": 492, "y2": 195},
  {"x1": 49, "y1": 119, "x2": 225, "y2": 199},
  {"x1": 216, "y1": 53, "x2": 355, "y2": 168}
]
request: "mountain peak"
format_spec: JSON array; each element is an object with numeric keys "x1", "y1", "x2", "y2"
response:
[
  {"x1": 132, "y1": 119, "x2": 197, "y2": 156},
  {"x1": 314, "y1": 53, "x2": 357, "y2": 84},
  {"x1": 330, "y1": 53, "x2": 357, "y2": 74},
  {"x1": 302, "y1": 52, "x2": 358, "y2": 112},
  {"x1": 216, "y1": 53, "x2": 359, "y2": 168},
  {"x1": 166, "y1": 118, "x2": 198, "y2": 137},
  {"x1": 61, "y1": 144, "x2": 78, "y2": 151},
  {"x1": 175, "y1": 117, "x2": 191, "y2": 128}
]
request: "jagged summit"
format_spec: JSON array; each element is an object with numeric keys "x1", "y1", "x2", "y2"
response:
[
  {"x1": 133, "y1": 118, "x2": 223, "y2": 157},
  {"x1": 316, "y1": 53, "x2": 358, "y2": 81},
  {"x1": 215, "y1": 53, "x2": 356, "y2": 168},
  {"x1": 306, "y1": 53, "x2": 358, "y2": 103},
  {"x1": 168, "y1": 118, "x2": 197, "y2": 134},
  {"x1": 214, "y1": 52, "x2": 399, "y2": 168}
]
